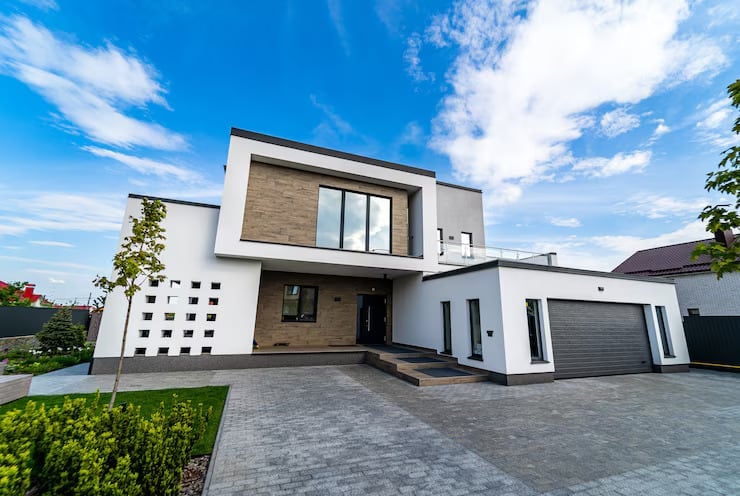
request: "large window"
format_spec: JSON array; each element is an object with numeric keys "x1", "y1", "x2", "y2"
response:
[
  {"x1": 316, "y1": 186, "x2": 391, "y2": 253},
  {"x1": 282, "y1": 285, "x2": 318, "y2": 322},
  {"x1": 655, "y1": 306, "x2": 673, "y2": 357},
  {"x1": 526, "y1": 299, "x2": 544, "y2": 361}
]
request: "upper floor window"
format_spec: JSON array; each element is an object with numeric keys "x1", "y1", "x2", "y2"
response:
[
  {"x1": 316, "y1": 186, "x2": 391, "y2": 254},
  {"x1": 437, "y1": 228, "x2": 444, "y2": 256}
]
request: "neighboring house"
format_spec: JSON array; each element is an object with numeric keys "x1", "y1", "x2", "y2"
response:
[
  {"x1": 0, "y1": 281, "x2": 45, "y2": 307},
  {"x1": 93, "y1": 128, "x2": 689, "y2": 384},
  {"x1": 612, "y1": 231, "x2": 740, "y2": 317}
]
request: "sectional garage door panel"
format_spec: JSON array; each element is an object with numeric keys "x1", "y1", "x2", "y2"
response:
[{"x1": 548, "y1": 300, "x2": 653, "y2": 379}]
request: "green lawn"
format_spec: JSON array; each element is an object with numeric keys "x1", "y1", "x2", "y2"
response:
[{"x1": 0, "y1": 386, "x2": 229, "y2": 455}]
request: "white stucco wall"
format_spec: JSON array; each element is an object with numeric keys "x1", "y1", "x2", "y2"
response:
[
  {"x1": 671, "y1": 272, "x2": 740, "y2": 316},
  {"x1": 393, "y1": 264, "x2": 690, "y2": 376},
  {"x1": 94, "y1": 198, "x2": 262, "y2": 359},
  {"x1": 215, "y1": 134, "x2": 439, "y2": 274}
]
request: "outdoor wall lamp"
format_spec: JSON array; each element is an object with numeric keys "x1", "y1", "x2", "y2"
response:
[{"x1": 486, "y1": 330, "x2": 494, "y2": 337}]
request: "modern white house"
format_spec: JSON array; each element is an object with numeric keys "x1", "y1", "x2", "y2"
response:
[{"x1": 92, "y1": 128, "x2": 690, "y2": 384}]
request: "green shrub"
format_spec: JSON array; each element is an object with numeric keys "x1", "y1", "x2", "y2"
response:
[
  {"x1": 36, "y1": 308, "x2": 85, "y2": 354},
  {"x1": 0, "y1": 394, "x2": 210, "y2": 495},
  {"x1": 3, "y1": 344, "x2": 94, "y2": 375}
]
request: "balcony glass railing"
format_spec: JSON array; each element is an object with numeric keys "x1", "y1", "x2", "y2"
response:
[{"x1": 437, "y1": 241, "x2": 555, "y2": 267}]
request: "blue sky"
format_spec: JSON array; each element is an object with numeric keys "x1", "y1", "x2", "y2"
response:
[{"x1": 0, "y1": 0, "x2": 738, "y2": 303}]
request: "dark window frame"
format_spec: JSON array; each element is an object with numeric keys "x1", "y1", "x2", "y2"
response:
[
  {"x1": 157, "y1": 347, "x2": 169, "y2": 355},
  {"x1": 437, "y1": 228, "x2": 444, "y2": 256},
  {"x1": 142, "y1": 312, "x2": 153, "y2": 321},
  {"x1": 139, "y1": 329, "x2": 150, "y2": 338},
  {"x1": 687, "y1": 308, "x2": 700, "y2": 316},
  {"x1": 180, "y1": 347, "x2": 191, "y2": 355},
  {"x1": 526, "y1": 299, "x2": 545, "y2": 361},
  {"x1": 201, "y1": 346, "x2": 212, "y2": 354},
  {"x1": 204, "y1": 329, "x2": 215, "y2": 338},
  {"x1": 135, "y1": 348, "x2": 146, "y2": 356},
  {"x1": 441, "y1": 301, "x2": 452, "y2": 354},
  {"x1": 161, "y1": 329, "x2": 172, "y2": 338},
  {"x1": 183, "y1": 329, "x2": 194, "y2": 338},
  {"x1": 191, "y1": 281, "x2": 201, "y2": 289},
  {"x1": 145, "y1": 295, "x2": 156, "y2": 304},
  {"x1": 316, "y1": 185, "x2": 393, "y2": 254},
  {"x1": 656, "y1": 306, "x2": 674, "y2": 357},
  {"x1": 281, "y1": 285, "x2": 319, "y2": 322},
  {"x1": 467, "y1": 298, "x2": 483, "y2": 360},
  {"x1": 189, "y1": 297, "x2": 199, "y2": 305}
]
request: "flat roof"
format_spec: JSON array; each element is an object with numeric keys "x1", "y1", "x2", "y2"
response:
[
  {"x1": 423, "y1": 259, "x2": 676, "y2": 284},
  {"x1": 230, "y1": 127, "x2": 437, "y2": 178},
  {"x1": 436, "y1": 181, "x2": 482, "y2": 194},
  {"x1": 128, "y1": 193, "x2": 220, "y2": 209}
]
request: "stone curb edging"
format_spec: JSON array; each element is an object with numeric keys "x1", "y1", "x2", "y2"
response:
[{"x1": 200, "y1": 384, "x2": 232, "y2": 496}]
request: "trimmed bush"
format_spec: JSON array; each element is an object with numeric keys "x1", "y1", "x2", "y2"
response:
[
  {"x1": 36, "y1": 308, "x2": 85, "y2": 354},
  {"x1": 0, "y1": 394, "x2": 210, "y2": 495}
]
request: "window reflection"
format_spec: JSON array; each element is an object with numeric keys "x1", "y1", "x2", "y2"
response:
[
  {"x1": 369, "y1": 196, "x2": 390, "y2": 253},
  {"x1": 316, "y1": 186, "x2": 392, "y2": 254},
  {"x1": 316, "y1": 188, "x2": 342, "y2": 248},
  {"x1": 343, "y1": 192, "x2": 367, "y2": 250}
]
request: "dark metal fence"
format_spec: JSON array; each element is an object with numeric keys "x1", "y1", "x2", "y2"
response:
[
  {"x1": 0, "y1": 307, "x2": 90, "y2": 338},
  {"x1": 683, "y1": 316, "x2": 740, "y2": 366}
]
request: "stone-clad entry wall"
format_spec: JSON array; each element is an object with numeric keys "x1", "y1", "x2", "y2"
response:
[
  {"x1": 241, "y1": 161, "x2": 410, "y2": 256},
  {"x1": 254, "y1": 271, "x2": 393, "y2": 347}
]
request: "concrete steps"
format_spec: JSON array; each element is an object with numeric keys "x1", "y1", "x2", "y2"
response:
[{"x1": 365, "y1": 346, "x2": 489, "y2": 386}]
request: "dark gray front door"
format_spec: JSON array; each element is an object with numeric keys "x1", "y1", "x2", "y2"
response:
[
  {"x1": 357, "y1": 295, "x2": 386, "y2": 344},
  {"x1": 548, "y1": 300, "x2": 653, "y2": 379}
]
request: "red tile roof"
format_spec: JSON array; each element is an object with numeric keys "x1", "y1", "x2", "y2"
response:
[{"x1": 612, "y1": 239, "x2": 715, "y2": 276}]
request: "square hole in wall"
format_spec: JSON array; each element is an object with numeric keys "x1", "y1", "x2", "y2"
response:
[
  {"x1": 142, "y1": 312, "x2": 153, "y2": 321},
  {"x1": 139, "y1": 329, "x2": 150, "y2": 338},
  {"x1": 135, "y1": 348, "x2": 146, "y2": 356},
  {"x1": 211, "y1": 282, "x2": 221, "y2": 290},
  {"x1": 157, "y1": 347, "x2": 169, "y2": 355},
  {"x1": 186, "y1": 313, "x2": 196, "y2": 321},
  {"x1": 170, "y1": 280, "x2": 181, "y2": 288},
  {"x1": 204, "y1": 329, "x2": 214, "y2": 338},
  {"x1": 146, "y1": 295, "x2": 156, "y2": 304},
  {"x1": 183, "y1": 329, "x2": 194, "y2": 338},
  {"x1": 180, "y1": 347, "x2": 191, "y2": 355},
  {"x1": 167, "y1": 296, "x2": 179, "y2": 304},
  {"x1": 201, "y1": 346, "x2": 212, "y2": 354},
  {"x1": 189, "y1": 297, "x2": 199, "y2": 305},
  {"x1": 161, "y1": 329, "x2": 172, "y2": 338},
  {"x1": 208, "y1": 298, "x2": 219, "y2": 306},
  {"x1": 206, "y1": 314, "x2": 216, "y2": 322},
  {"x1": 149, "y1": 279, "x2": 159, "y2": 287},
  {"x1": 164, "y1": 312, "x2": 175, "y2": 321},
  {"x1": 191, "y1": 281, "x2": 201, "y2": 289}
]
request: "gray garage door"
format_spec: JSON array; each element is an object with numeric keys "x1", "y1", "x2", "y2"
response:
[{"x1": 548, "y1": 300, "x2": 653, "y2": 379}]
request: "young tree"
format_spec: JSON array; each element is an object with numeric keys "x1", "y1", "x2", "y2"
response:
[
  {"x1": 0, "y1": 281, "x2": 32, "y2": 306},
  {"x1": 94, "y1": 198, "x2": 167, "y2": 410},
  {"x1": 693, "y1": 79, "x2": 740, "y2": 278}
]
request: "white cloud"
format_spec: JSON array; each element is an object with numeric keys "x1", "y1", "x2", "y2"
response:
[
  {"x1": 82, "y1": 146, "x2": 201, "y2": 182},
  {"x1": 0, "y1": 16, "x2": 186, "y2": 150},
  {"x1": 30, "y1": 240, "x2": 75, "y2": 248},
  {"x1": 48, "y1": 277, "x2": 65, "y2": 284},
  {"x1": 429, "y1": 0, "x2": 726, "y2": 204},
  {"x1": 310, "y1": 94, "x2": 354, "y2": 136},
  {"x1": 549, "y1": 217, "x2": 581, "y2": 228},
  {"x1": 695, "y1": 98, "x2": 738, "y2": 148},
  {"x1": 19, "y1": 0, "x2": 58, "y2": 11},
  {"x1": 650, "y1": 119, "x2": 671, "y2": 141},
  {"x1": 573, "y1": 150, "x2": 651, "y2": 178},
  {"x1": 404, "y1": 33, "x2": 434, "y2": 83},
  {"x1": 592, "y1": 219, "x2": 709, "y2": 260},
  {"x1": 600, "y1": 107, "x2": 640, "y2": 137},
  {"x1": 327, "y1": 0, "x2": 351, "y2": 56},
  {"x1": 0, "y1": 193, "x2": 123, "y2": 236},
  {"x1": 617, "y1": 194, "x2": 707, "y2": 219},
  {"x1": 0, "y1": 255, "x2": 103, "y2": 272}
]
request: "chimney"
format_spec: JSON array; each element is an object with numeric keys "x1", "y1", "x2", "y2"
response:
[{"x1": 714, "y1": 229, "x2": 736, "y2": 248}]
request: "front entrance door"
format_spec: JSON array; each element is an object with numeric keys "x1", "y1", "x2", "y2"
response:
[{"x1": 357, "y1": 295, "x2": 387, "y2": 344}]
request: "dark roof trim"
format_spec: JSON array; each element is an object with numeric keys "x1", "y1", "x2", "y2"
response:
[
  {"x1": 436, "y1": 181, "x2": 482, "y2": 193},
  {"x1": 423, "y1": 259, "x2": 675, "y2": 284},
  {"x1": 230, "y1": 127, "x2": 436, "y2": 178},
  {"x1": 128, "y1": 194, "x2": 220, "y2": 209}
]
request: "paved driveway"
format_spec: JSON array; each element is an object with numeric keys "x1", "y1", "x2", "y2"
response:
[{"x1": 30, "y1": 365, "x2": 740, "y2": 495}]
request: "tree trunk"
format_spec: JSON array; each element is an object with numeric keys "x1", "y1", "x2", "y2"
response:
[{"x1": 109, "y1": 296, "x2": 132, "y2": 410}]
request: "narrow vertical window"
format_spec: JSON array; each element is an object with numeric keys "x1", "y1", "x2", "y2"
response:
[
  {"x1": 468, "y1": 299, "x2": 482, "y2": 359},
  {"x1": 343, "y1": 192, "x2": 368, "y2": 251},
  {"x1": 441, "y1": 301, "x2": 452, "y2": 354},
  {"x1": 437, "y1": 228, "x2": 444, "y2": 256},
  {"x1": 656, "y1": 306, "x2": 673, "y2": 357},
  {"x1": 461, "y1": 232, "x2": 473, "y2": 258},
  {"x1": 368, "y1": 196, "x2": 391, "y2": 253},
  {"x1": 316, "y1": 187, "x2": 342, "y2": 249},
  {"x1": 526, "y1": 299, "x2": 544, "y2": 361}
]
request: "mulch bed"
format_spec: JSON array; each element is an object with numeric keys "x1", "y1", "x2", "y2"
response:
[{"x1": 180, "y1": 455, "x2": 210, "y2": 496}]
